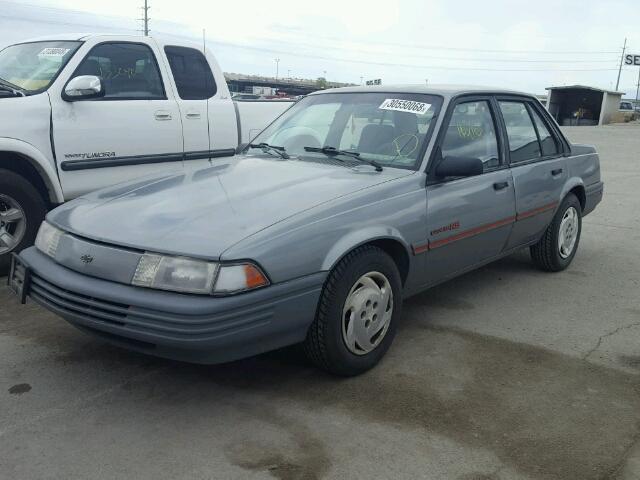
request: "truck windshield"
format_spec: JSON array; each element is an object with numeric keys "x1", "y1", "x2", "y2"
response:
[
  {"x1": 249, "y1": 92, "x2": 442, "y2": 170},
  {"x1": 0, "y1": 41, "x2": 81, "y2": 93}
]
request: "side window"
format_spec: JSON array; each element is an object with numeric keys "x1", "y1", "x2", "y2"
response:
[
  {"x1": 498, "y1": 101, "x2": 541, "y2": 163},
  {"x1": 529, "y1": 108, "x2": 560, "y2": 157},
  {"x1": 74, "y1": 43, "x2": 164, "y2": 100},
  {"x1": 440, "y1": 100, "x2": 500, "y2": 169},
  {"x1": 164, "y1": 46, "x2": 216, "y2": 100}
]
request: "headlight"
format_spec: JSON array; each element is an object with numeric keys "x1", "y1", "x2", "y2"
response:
[
  {"x1": 131, "y1": 253, "x2": 269, "y2": 295},
  {"x1": 34, "y1": 221, "x2": 63, "y2": 258}
]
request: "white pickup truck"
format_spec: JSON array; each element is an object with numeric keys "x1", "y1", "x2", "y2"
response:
[{"x1": 0, "y1": 34, "x2": 292, "y2": 272}]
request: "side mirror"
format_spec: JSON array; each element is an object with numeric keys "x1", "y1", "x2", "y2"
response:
[
  {"x1": 63, "y1": 75, "x2": 104, "y2": 101},
  {"x1": 435, "y1": 156, "x2": 484, "y2": 179}
]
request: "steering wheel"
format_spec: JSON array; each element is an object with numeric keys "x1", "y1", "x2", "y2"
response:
[{"x1": 391, "y1": 134, "x2": 420, "y2": 158}]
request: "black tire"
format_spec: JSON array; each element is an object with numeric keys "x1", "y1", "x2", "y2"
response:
[
  {"x1": 304, "y1": 245, "x2": 403, "y2": 376},
  {"x1": 0, "y1": 169, "x2": 47, "y2": 275},
  {"x1": 530, "y1": 193, "x2": 582, "y2": 272}
]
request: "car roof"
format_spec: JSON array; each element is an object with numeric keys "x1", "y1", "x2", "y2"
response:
[{"x1": 309, "y1": 84, "x2": 531, "y2": 99}]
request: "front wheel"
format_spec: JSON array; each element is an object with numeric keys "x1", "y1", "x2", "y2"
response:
[
  {"x1": 0, "y1": 169, "x2": 47, "y2": 275},
  {"x1": 304, "y1": 245, "x2": 402, "y2": 376},
  {"x1": 530, "y1": 193, "x2": 582, "y2": 272}
]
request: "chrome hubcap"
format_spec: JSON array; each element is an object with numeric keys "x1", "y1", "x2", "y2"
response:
[
  {"x1": 0, "y1": 194, "x2": 26, "y2": 255},
  {"x1": 558, "y1": 206, "x2": 578, "y2": 259},
  {"x1": 342, "y1": 271, "x2": 393, "y2": 355}
]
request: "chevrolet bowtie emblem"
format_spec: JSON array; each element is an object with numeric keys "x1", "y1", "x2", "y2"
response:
[{"x1": 80, "y1": 254, "x2": 94, "y2": 264}]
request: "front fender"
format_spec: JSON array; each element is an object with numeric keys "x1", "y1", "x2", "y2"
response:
[
  {"x1": 0, "y1": 137, "x2": 64, "y2": 203},
  {"x1": 321, "y1": 227, "x2": 411, "y2": 271}
]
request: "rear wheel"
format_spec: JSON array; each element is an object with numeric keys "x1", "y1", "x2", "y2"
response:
[
  {"x1": 304, "y1": 245, "x2": 402, "y2": 376},
  {"x1": 530, "y1": 193, "x2": 582, "y2": 272},
  {"x1": 0, "y1": 169, "x2": 47, "y2": 275}
]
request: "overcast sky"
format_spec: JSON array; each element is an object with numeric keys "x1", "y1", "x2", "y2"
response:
[{"x1": 1, "y1": 0, "x2": 639, "y2": 97}]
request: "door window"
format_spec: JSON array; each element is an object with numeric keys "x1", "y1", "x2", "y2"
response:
[
  {"x1": 529, "y1": 108, "x2": 560, "y2": 157},
  {"x1": 164, "y1": 46, "x2": 217, "y2": 100},
  {"x1": 440, "y1": 100, "x2": 500, "y2": 170},
  {"x1": 498, "y1": 101, "x2": 541, "y2": 163},
  {"x1": 72, "y1": 42, "x2": 165, "y2": 100}
]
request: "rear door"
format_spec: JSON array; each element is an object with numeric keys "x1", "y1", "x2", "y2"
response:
[
  {"x1": 52, "y1": 40, "x2": 183, "y2": 198},
  {"x1": 424, "y1": 97, "x2": 516, "y2": 284},
  {"x1": 163, "y1": 45, "x2": 238, "y2": 167},
  {"x1": 496, "y1": 98, "x2": 568, "y2": 248}
]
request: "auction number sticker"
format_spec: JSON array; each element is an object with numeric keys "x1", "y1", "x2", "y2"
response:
[
  {"x1": 38, "y1": 47, "x2": 70, "y2": 58},
  {"x1": 379, "y1": 98, "x2": 431, "y2": 115}
]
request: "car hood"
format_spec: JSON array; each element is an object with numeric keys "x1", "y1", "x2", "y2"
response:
[{"x1": 48, "y1": 155, "x2": 412, "y2": 259}]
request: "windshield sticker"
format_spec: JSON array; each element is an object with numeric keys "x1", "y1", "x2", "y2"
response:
[
  {"x1": 379, "y1": 99, "x2": 431, "y2": 115},
  {"x1": 38, "y1": 47, "x2": 70, "y2": 58}
]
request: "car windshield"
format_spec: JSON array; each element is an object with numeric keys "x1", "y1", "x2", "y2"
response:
[
  {"x1": 0, "y1": 41, "x2": 81, "y2": 93},
  {"x1": 249, "y1": 92, "x2": 442, "y2": 170}
]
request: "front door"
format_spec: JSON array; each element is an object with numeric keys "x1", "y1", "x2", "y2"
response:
[
  {"x1": 424, "y1": 98, "x2": 516, "y2": 285},
  {"x1": 52, "y1": 41, "x2": 183, "y2": 199}
]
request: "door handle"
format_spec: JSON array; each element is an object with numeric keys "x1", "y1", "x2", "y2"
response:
[
  {"x1": 493, "y1": 181, "x2": 509, "y2": 191},
  {"x1": 551, "y1": 168, "x2": 563, "y2": 176},
  {"x1": 154, "y1": 111, "x2": 172, "y2": 121},
  {"x1": 185, "y1": 112, "x2": 201, "y2": 119}
]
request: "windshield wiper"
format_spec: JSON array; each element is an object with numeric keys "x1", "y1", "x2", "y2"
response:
[
  {"x1": 0, "y1": 77, "x2": 25, "y2": 92},
  {"x1": 0, "y1": 80, "x2": 25, "y2": 97},
  {"x1": 248, "y1": 142, "x2": 290, "y2": 159},
  {"x1": 304, "y1": 146, "x2": 383, "y2": 172}
]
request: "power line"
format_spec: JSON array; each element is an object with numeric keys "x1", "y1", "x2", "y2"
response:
[
  {"x1": 207, "y1": 38, "x2": 622, "y2": 72},
  {"x1": 271, "y1": 31, "x2": 621, "y2": 55},
  {"x1": 262, "y1": 37, "x2": 620, "y2": 64}
]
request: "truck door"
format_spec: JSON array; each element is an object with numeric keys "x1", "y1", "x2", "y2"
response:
[
  {"x1": 163, "y1": 45, "x2": 237, "y2": 169},
  {"x1": 51, "y1": 40, "x2": 183, "y2": 199},
  {"x1": 495, "y1": 99, "x2": 568, "y2": 249},
  {"x1": 424, "y1": 98, "x2": 516, "y2": 285}
]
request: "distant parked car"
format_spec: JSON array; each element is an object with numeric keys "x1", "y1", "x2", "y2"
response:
[
  {"x1": 619, "y1": 101, "x2": 637, "y2": 122},
  {"x1": 232, "y1": 93, "x2": 264, "y2": 100},
  {"x1": 10, "y1": 85, "x2": 603, "y2": 376}
]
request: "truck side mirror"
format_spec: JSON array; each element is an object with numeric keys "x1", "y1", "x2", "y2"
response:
[
  {"x1": 63, "y1": 75, "x2": 105, "y2": 101},
  {"x1": 435, "y1": 156, "x2": 484, "y2": 179}
]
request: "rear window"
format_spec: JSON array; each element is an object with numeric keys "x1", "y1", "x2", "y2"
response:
[{"x1": 164, "y1": 46, "x2": 216, "y2": 100}]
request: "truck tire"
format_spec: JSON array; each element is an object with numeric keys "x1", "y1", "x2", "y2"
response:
[
  {"x1": 530, "y1": 193, "x2": 582, "y2": 272},
  {"x1": 0, "y1": 169, "x2": 47, "y2": 275},
  {"x1": 304, "y1": 245, "x2": 402, "y2": 376}
]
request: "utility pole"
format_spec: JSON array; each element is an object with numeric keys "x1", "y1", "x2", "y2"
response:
[
  {"x1": 138, "y1": 0, "x2": 150, "y2": 36},
  {"x1": 615, "y1": 37, "x2": 627, "y2": 91},
  {"x1": 636, "y1": 67, "x2": 640, "y2": 103},
  {"x1": 360, "y1": 76, "x2": 363, "y2": 85},
  {"x1": 274, "y1": 58, "x2": 280, "y2": 81}
]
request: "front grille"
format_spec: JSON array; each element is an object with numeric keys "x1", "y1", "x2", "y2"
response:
[
  {"x1": 28, "y1": 273, "x2": 274, "y2": 341},
  {"x1": 30, "y1": 274, "x2": 129, "y2": 327}
]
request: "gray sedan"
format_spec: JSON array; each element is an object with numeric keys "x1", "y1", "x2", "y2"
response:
[{"x1": 9, "y1": 86, "x2": 603, "y2": 376}]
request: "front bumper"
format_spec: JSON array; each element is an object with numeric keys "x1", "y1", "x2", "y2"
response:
[{"x1": 11, "y1": 247, "x2": 326, "y2": 364}]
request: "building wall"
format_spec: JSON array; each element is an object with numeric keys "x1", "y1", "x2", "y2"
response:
[{"x1": 599, "y1": 92, "x2": 623, "y2": 125}]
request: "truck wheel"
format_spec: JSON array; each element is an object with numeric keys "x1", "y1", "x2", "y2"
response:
[
  {"x1": 530, "y1": 193, "x2": 582, "y2": 272},
  {"x1": 0, "y1": 169, "x2": 47, "y2": 275},
  {"x1": 304, "y1": 245, "x2": 402, "y2": 376}
]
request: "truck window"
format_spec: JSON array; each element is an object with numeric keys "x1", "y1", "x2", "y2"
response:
[
  {"x1": 72, "y1": 42, "x2": 165, "y2": 100},
  {"x1": 440, "y1": 100, "x2": 500, "y2": 170},
  {"x1": 529, "y1": 107, "x2": 560, "y2": 157},
  {"x1": 498, "y1": 101, "x2": 541, "y2": 163},
  {"x1": 164, "y1": 46, "x2": 217, "y2": 100}
]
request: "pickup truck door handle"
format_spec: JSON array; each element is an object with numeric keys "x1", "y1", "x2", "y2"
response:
[
  {"x1": 493, "y1": 181, "x2": 509, "y2": 191},
  {"x1": 551, "y1": 168, "x2": 563, "y2": 176},
  {"x1": 154, "y1": 110, "x2": 172, "y2": 121},
  {"x1": 185, "y1": 112, "x2": 201, "y2": 120}
]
